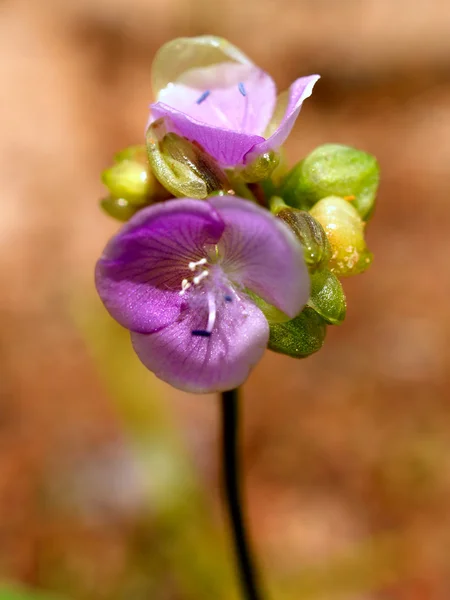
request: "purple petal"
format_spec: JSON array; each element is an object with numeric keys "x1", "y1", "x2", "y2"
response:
[
  {"x1": 209, "y1": 196, "x2": 309, "y2": 318},
  {"x1": 131, "y1": 295, "x2": 268, "y2": 393},
  {"x1": 246, "y1": 74, "x2": 320, "y2": 161},
  {"x1": 95, "y1": 200, "x2": 224, "y2": 333},
  {"x1": 156, "y1": 63, "x2": 276, "y2": 135},
  {"x1": 151, "y1": 102, "x2": 265, "y2": 167}
]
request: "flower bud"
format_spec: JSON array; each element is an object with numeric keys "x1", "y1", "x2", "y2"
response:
[
  {"x1": 276, "y1": 208, "x2": 331, "y2": 271},
  {"x1": 309, "y1": 196, "x2": 373, "y2": 276},
  {"x1": 279, "y1": 143, "x2": 379, "y2": 219},
  {"x1": 307, "y1": 269, "x2": 346, "y2": 325},
  {"x1": 268, "y1": 307, "x2": 327, "y2": 358},
  {"x1": 101, "y1": 145, "x2": 168, "y2": 206},
  {"x1": 260, "y1": 149, "x2": 289, "y2": 199},
  {"x1": 100, "y1": 196, "x2": 140, "y2": 222},
  {"x1": 239, "y1": 151, "x2": 279, "y2": 183},
  {"x1": 146, "y1": 119, "x2": 230, "y2": 198}
]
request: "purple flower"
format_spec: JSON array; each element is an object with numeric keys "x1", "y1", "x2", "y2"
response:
[
  {"x1": 148, "y1": 36, "x2": 320, "y2": 168},
  {"x1": 95, "y1": 196, "x2": 309, "y2": 393}
]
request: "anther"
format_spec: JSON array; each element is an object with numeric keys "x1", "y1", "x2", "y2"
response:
[
  {"x1": 189, "y1": 258, "x2": 207, "y2": 271},
  {"x1": 192, "y1": 330, "x2": 211, "y2": 337},
  {"x1": 193, "y1": 270, "x2": 209, "y2": 285},
  {"x1": 238, "y1": 82, "x2": 247, "y2": 97},
  {"x1": 224, "y1": 295, "x2": 233, "y2": 302},
  {"x1": 196, "y1": 90, "x2": 211, "y2": 104},
  {"x1": 179, "y1": 278, "x2": 191, "y2": 296},
  {"x1": 206, "y1": 293, "x2": 217, "y2": 333}
]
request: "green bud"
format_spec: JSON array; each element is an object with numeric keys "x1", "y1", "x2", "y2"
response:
[
  {"x1": 239, "y1": 152, "x2": 280, "y2": 183},
  {"x1": 101, "y1": 160, "x2": 151, "y2": 206},
  {"x1": 279, "y1": 143, "x2": 379, "y2": 219},
  {"x1": 268, "y1": 307, "x2": 327, "y2": 358},
  {"x1": 260, "y1": 148, "x2": 289, "y2": 199},
  {"x1": 102, "y1": 146, "x2": 169, "y2": 206},
  {"x1": 309, "y1": 196, "x2": 373, "y2": 277},
  {"x1": 146, "y1": 119, "x2": 229, "y2": 198},
  {"x1": 100, "y1": 196, "x2": 139, "y2": 221},
  {"x1": 114, "y1": 144, "x2": 148, "y2": 162},
  {"x1": 307, "y1": 269, "x2": 346, "y2": 325},
  {"x1": 101, "y1": 144, "x2": 168, "y2": 206},
  {"x1": 276, "y1": 208, "x2": 331, "y2": 271}
]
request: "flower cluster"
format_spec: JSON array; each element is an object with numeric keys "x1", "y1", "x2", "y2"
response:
[{"x1": 96, "y1": 36, "x2": 379, "y2": 393}]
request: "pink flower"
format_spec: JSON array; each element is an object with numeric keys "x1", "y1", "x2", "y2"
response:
[
  {"x1": 148, "y1": 36, "x2": 320, "y2": 168},
  {"x1": 95, "y1": 196, "x2": 309, "y2": 393}
]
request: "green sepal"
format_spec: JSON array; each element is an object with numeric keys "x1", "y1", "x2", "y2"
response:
[
  {"x1": 279, "y1": 143, "x2": 379, "y2": 219},
  {"x1": 268, "y1": 306, "x2": 327, "y2": 358},
  {"x1": 276, "y1": 208, "x2": 331, "y2": 271},
  {"x1": 307, "y1": 269, "x2": 346, "y2": 324},
  {"x1": 146, "y1": 119, "x2": 229, "y2": 198}
]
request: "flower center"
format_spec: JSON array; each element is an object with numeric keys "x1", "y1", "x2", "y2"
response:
[{"x1": 178, "y1": 253, "x2": 242, "y2": 338}]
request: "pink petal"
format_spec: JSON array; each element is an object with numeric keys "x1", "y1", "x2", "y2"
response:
[
  {"x1": 210, "y1": 196, "x2": 309, "y2": 318},
  {"x1": 246, "y1": 74, "x2": 320, "y2": 161},
  {"x1": 95, "y1": 200, "x2": 224, "y2": 333},
  {"x1": 151, "y1": 102, "x2": 265, "y2": 167},
  {"x1": 131, "y1": 295, "x2": 268, "y2": 393},
  {"x1": 157, "y1": 62, "x2": 276, "y2": 135}
]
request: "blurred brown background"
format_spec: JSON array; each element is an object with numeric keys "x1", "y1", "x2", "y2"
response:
[{"x1": 1, "y1": 0, "x2": 450, "y2": 598}]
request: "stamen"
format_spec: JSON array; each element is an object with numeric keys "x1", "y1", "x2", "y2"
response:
[
  {"x1": 193, "y1": 270, "x2": 209, "y2": 285},
  {"x1": 179, "y1": 278, "x2": 191, "y2": 296},
  {"x1": 238, "y1": 82, "x2": 247, "y2": 97},
  {"x1": 224, "y1": 294, "x2": 233, "y2": 302},
  {"x1": 196, "y1": 90, "x2": 211, "y2": 104},
  {"x1": 206, "y1": 293, "x2": 217, "y2": 333},
  {"x1": 192, "y1": 330, "x2": 211, "y2": 337},
  {"x1": 189, "y1": 258, "x2": 207, "y2": 271}
]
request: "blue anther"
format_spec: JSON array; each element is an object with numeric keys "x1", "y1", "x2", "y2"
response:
[
  {"x1": 192, "y1": 329, "x2": 212, "y2": 337},
  {"x1": 238, "y1": 82, "x2": 247, "y2": 97},
  {"x1": 196, "y1": 90, "x2": 211, "y2": 104},
  {"x1": 224, "y1": 295, "x2": 233, "y2": 302}
]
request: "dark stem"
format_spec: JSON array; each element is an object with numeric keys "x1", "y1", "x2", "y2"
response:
[{"x1": 221, "y1": 388, "x2": 264, "y2": 600}]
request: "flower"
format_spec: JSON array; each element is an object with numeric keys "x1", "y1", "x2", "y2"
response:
[
  {"x1": 95, "y1": 196, "x2": 309, "y2": 393},
  {"x1": 148, "y1": 36, "x2": 320, "y2": 168}
]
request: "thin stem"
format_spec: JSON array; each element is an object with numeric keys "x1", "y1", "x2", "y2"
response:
[{"x1": 221, "y1": 388, "x2": 264, "y2": 600}]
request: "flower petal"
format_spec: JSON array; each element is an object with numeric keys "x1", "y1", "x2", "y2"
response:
[
  {"x1": 151, "y1": 102, "x2": 265, "y2": 167},
  {"x1": 151, "y1": 36, "x2": 252, "y2": 97},
  {"x1": 155, "y1": 62, "x2": 276, "y2": 135},
  {"x1": 247, "y1": 74, "x2": 320, "y2": 161},
  {"x1": 131, "y1": 295, "x2": 268, "y2": 393},
  {"x1": 95, "y1": 200, "x2": 224, "y2": 333},
  {"x1": 209, "y1": 196, "x2": 309, "y2": 318}
]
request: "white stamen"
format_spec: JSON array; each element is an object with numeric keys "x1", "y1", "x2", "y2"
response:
[
  {"x1": 193, "y1": 270, "x2": 209, "y2": 285},
  {"x1": 179, "y1": 278, "x2": 191, "y2": 296},
  {"x1": 189, "y1": 258, "x2": 207, "y2": 271},
  {"x1": 206, "y1": 293, "x2": 217, "y2": 333}
]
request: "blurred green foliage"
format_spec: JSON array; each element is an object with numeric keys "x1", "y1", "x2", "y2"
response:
[{"x1": 0, "y1": 584, "x2": 63, "y2": 600}]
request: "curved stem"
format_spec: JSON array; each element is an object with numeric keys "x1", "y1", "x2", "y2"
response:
[{"x1": 221, "y1": 389, "x2": 264, "y2": 600}]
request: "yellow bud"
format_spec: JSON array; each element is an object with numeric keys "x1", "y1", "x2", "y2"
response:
[
  {"x1": 102, "y1": 144, "x2": 169, "y2": 206},
  {"x1": 309, "y1": 196, "x2": 372, "y2": 276}
]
